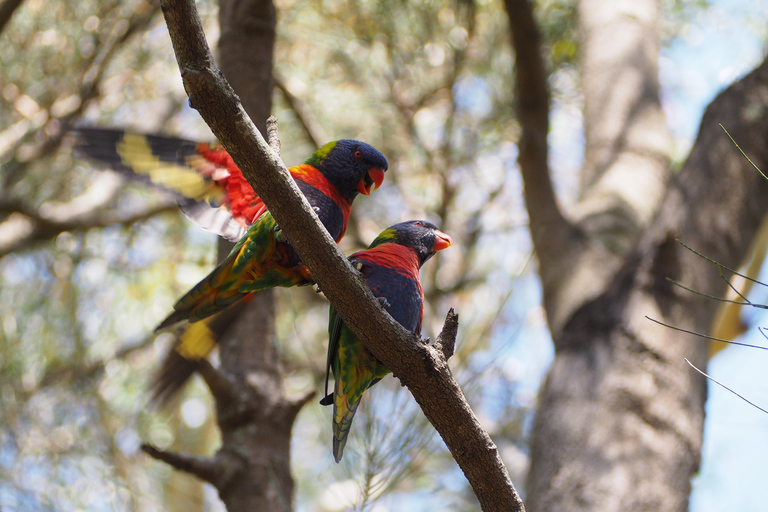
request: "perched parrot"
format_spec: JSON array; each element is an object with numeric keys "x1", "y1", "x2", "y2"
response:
[
  {"x1": 320, "y1": 220, "x2": 453, "y2": 462},
  {"x1": 74, "y1": 128, "x2": 388, "y2": 403}
]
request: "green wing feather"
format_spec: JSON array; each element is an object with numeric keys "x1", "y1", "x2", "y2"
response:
[{"x1": 156, "y1": 212, "x2": 308, "y2": 330}]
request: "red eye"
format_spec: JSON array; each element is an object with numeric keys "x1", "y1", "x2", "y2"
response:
[
  {"x1": 414, "y1": 221, "x2": 423, "y2": 226},
  {"x1": 354, "y1": 150, "x2": 363, "y2": 159}
]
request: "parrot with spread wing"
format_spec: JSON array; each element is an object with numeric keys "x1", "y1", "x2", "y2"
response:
[
  {"x1": 75, "y1": 128, "x2": 388, "y2": 403},
  {"x1": 320, "y1": 220, "x2": 452, "y2": 462}
]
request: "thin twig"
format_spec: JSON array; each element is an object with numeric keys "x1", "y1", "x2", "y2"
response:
[
  {"x1": 676, "y1": 238, "x2": 768, "y2": 288},
  {"x1": 684, "y1": 358, "x2": 768, "y2": 414},
  {"x1": 720, "y1": 124, "x2": 768, "y2": 181},
  {"x1": 665, "y1": 277, "x2": 767, "y2": 309},
  {"x1": 645, "y1": 316, "x2": 768, "y2": 351}
]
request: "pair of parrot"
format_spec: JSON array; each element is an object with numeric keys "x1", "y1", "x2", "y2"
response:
[{"x1": 75, "y1": 128, "x2": 452, "y2": 462}]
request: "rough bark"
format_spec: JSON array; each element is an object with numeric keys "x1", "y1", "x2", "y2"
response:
[
  {"x1": 158, "y1": 0, "x2": 524, "y2": 509},
  {"x1": 506, "y1": 0, "x2": 768, "y2": 509},
  {"x1": 525, "y1": 56, "x2": 768, "y2": 512}
]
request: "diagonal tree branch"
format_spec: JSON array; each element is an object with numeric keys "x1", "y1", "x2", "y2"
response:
[
  {"x1": 141, "y1": 444, "x2": 244, "y2": 488},
  {"x1": 159, "y1": 0, "x2": 523, "y2": 509},
  {"x1": 273, "y1": 72, "x2": 326, "y2": 148},
  {"x1": 0, "y1": 198, "x2": 178, "y2": 257},
  {"x1": 504, "y1": 0, "x2": 571, "y2": 249}
]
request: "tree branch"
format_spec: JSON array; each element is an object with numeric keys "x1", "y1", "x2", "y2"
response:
[
  {"x1": 266, "y1": 115, "x2": 281, "y2": 156},
  {"x1": 504, "y1": 0, "x2": 569, "y2": 243},
  {"x1": 0, "y1": 198, "x2": 178, "y2": 257},
  {"x1": 273, "y1": 72, "x2": 326, "y2": 148},
  {"x1": 141, "y1": 444, "x2": 243, "y2": 487},
  {"x1": 159, "y1": 0, "x2": 523, "y2": 509},
  {"x1": 197, "y1": 358, "x2": 238, "y2": 406}
]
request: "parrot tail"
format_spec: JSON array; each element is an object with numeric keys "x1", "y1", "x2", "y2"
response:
[
  {"x1": 150, "y1": 319, "x2": 217, "y2": 406},
  {"x1": 332, "y1": 379, "x2": 363, "y2": 463},
  {"x1": 151, "y1": 297, "x2": 254, "y2": 407}
]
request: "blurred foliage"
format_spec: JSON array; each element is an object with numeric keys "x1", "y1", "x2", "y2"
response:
[{"x1": 0, "y1": 0, "x2": 708, "y2": 511}]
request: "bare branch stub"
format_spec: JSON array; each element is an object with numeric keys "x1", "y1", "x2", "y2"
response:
[
  {"x1": 267, "y1": 115, "x2": 281, "y2": 157},
  {"x1": 435, "y1": 308, "x2": 459, "y2": 360}
]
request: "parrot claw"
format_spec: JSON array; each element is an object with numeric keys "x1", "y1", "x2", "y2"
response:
[
  {"x1": 274, "y1": 225, "x2": 288, "y2": 243},
  {"x1": 376, "y1": 297, "x2": 391, "y2": 310},
  {"x1": 319, "y1": 393, "x2": 334, "y2": 406},
  {"x1": 314, "y1": 284, "x2": 323, "y2": 294},
  {"x1": 421, "y1": 336, "x2": 431, "y2": 345}
]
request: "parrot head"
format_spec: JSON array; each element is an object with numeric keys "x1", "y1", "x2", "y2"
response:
[
  {"x1": 369, "y1": 220, "x2": 453, "y2": 266},
  {"x1": 307, "y1": 140, "x2": 388, "y2": 202}
]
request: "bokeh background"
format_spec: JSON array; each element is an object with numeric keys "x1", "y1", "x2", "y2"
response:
[{"x1": 1, "y1": 0, "x2": 767, "y2": 510}]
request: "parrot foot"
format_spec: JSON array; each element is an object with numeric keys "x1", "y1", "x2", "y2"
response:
[
  {"x1": 273, "y1": 225, "x2": 288, "y2": 243},
  {"x1": 420, "y1": 336, "x2": 431, "y2": 345},
  {"x1": 319, "y1": 393, "x2": 334, "y2": 406},
  {"x1": 376, "y1": 297, "x2": 391, "y2": 310}
]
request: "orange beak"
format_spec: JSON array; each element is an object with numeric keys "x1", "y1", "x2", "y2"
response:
[
  {"x1": 356, "y1": 167, "x2": 386, "y2": 196},
  {"x1": 433, "y1": 231, "x2": 453, "y2": 251}
]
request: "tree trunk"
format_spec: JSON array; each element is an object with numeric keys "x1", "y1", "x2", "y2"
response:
[
  {"x1": 215, "y1": 2, "x2": 307, "y2": 511},
  {"x1": 506, "y1": 0, "x2": 768, "y2": 509},
  {"x1": 526, "y1": 41, "x2": 768, "y2": 512}
]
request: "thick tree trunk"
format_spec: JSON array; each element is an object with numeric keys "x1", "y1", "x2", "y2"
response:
[
  {"x1": 215, "y1": 2, "x2": 306, "y2": 511},
  {"x1": 148, "y1": 1, "x2": 312, "y2": 511},
  {"x1": 525, "y1": 57, "x2": 768, "y2": 512},
  {"x1": 506, "y1": 0, "x2": 768, "y2": 509}
]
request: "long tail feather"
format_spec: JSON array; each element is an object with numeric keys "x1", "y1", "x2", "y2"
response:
[
  {"x1": 332, "y1": 385, "x2": 362, "y2": 463},
  {"x1": 151, "y1": 299, "x2": 251, "y2": 406}
]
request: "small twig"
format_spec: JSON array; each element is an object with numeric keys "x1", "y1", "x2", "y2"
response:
[
  {"x1": 720, "y1": 124, "x2": 768, "y2": 181},
  {"x1": 266, "y1": 115, "x2": 281, "y2": 157},
  {"x1": 684, "y1": 358, "x2": 768, "y2": 414},
  {"x1": 435, "y1": 308, "x2": 460, "y2": 360},
  {"x1": 665, "y1": 277, "x2": 766, "y2": 309},
  {"x1": 141, "y1": 444, "x2": 226, "y2": 484},
  {"x1": 676, "y1": 239, "x2": 768, "y2": 288},
  {"x1": 645, "y1": 316, "x2": 768, "y2": 351},
  {"x1": 273, "y1": 73, "x2": 326, "y2": 148}
]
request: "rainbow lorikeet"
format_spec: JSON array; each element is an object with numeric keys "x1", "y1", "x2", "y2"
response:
[
  {"x1": 73, "y1": 128, "x2": 388, "y2": 327},
  {"x1": 320, "y1": 220, "x2": 452, "y2": 462},
  {"x1": 152, "y1": 139, "x2": 388, "y2": 329},
  {"x1": 75, "y1": 129, "x2": 388, "y2": 403}
]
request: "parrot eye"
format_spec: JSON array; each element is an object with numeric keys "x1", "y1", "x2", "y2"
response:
[
  {"x1": 354, "y1": 150, "x2": 363, "y2": 159},
  {"x1": 414, "y1": 221, "x2": 423, "y2": 226}
]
